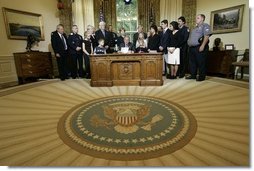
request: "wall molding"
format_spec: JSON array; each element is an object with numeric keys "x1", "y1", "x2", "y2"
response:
[{"x1": 0, "y1": 55, "x2": 18, "y2": 87}]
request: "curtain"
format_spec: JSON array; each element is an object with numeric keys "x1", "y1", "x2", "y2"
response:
[
  {"x1": 82, "y1": 0, "x2": 94, "y2": 31},
  {"x1": 160, "y1": 0, "x2": 182, "y2": 23},
  {"x1": 72, "y1": 0, "x2": 94, "y2": 36}
]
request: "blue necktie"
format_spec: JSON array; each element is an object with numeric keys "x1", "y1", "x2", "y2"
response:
[{"x1": 61, "y1": 34, "x2": 67, "y2": 50}]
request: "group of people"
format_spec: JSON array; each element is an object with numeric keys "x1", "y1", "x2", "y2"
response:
[{"x1": 51, "y1": 13, "x2": 211, "y2": 82}]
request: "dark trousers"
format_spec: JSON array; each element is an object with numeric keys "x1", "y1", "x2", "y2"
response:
[
  {"x1": 189, "y1": 45, "x2": 208, "y2": 78},
  {"x1": 70, "y1": 53, "x2": 84, "y2": 78},
  {"x1": 56, "y1": 53, "x2": 68, "y2": 80},
  {"x1": 178, "y1": 46, "x2": 188, "y2": 76},
  {"x1": 84, "y1": 54, "x2": 91, "y2": 76}
]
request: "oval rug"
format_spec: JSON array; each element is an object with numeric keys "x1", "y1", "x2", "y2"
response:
[{"x1": 57, "y1": 96, "x2": 197, "y2": 160}]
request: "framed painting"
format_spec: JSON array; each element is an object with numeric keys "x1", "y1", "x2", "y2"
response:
[
  {"x1": 210, "y1": 5, "x2": 244, "y2": 34},
  {"x1": 2, "y1": 7, "x2": 45, "y2": 40}
]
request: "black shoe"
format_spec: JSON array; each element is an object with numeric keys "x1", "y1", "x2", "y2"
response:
[
  {"x1": 85, "y1": 73, "x2": 91, "y2": 79},
  {"x1": 196, "y1": 77, "x2": 206, "y2": 82},
  {"x1": 174, "y1": 76, "x2": 177, "y2": 79},
  {"x1": 60, "y1": 78, "x2": 65, "y2": 81},
  {"x1": 179, "y1": 74, "x2": 185, "y2": 78},
  {"x1": 169, "y1": 75, "x2": 175, "y2": 79},
  {"x1": 185, "y1": 75, "x2": 196, "y2": 80}
]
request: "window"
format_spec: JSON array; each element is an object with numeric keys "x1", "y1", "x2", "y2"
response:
[{"x1": 116, "y1": 0, "x2": 138, "y2": 42}]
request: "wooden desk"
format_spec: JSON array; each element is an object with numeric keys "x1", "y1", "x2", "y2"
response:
[
  {"x1": 90, "y1": 53, "x2": 163, "y2": 87},
  {"x1": 207, "y1": 50, "x2": 238, "y2": 78}
]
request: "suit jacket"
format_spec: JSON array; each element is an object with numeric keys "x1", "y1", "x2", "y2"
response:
[
  {"x1": 117, "y1": 36, "x2": 124, "y2": 47},
  {"x1": 178, "y1": 25, "x2": 189, "y2": 49},
  {"x1": 119, "y1": 42, "x2": 135, "y2": 51},
  {"x1": 51, "y1": 31, "x2": 68, "y2": 55},
  {"x1": 148, "y1": 33, "x2": 160, "y2": 51},
  {"x1": 95, "y1": 29, "x2": 111, "y2": 47},
  {"x1": 160, "y1": 29, "x2": 171, "y2": 54},
  {"x1": 133, "y1": 32, "x2": 147, "y2": 45},
  {"x1": 90, "y1": 34, "x2": 97, "y2": 51},
  {"x1": 109, "y1": 31, "x2": 118, "y2": 47}
]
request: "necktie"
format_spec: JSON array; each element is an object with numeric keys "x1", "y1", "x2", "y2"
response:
[
  {"x1": 61, "y1": 34, "x2": 67, "y2": 50},
  {"x1": 102, "y1": 30, "x2": 105, "y2": 37}
]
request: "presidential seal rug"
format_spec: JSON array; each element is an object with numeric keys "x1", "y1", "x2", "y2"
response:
[{"x1": 58, "y1": 96, "x2": 197, "y2": 161}]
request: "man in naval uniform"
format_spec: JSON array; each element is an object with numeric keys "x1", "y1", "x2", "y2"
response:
[
  {"x1": 186, "y1": 14, "x2": 212, "y2": 81},
  {"x1": 67, "y1": 25, "x2": 84, "y2": 79}
]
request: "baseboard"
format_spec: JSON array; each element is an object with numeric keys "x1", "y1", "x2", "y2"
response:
[
  {"x1": 0, "y1": 55, "x2": 18, "y2": 87},
  {"x1": 0, "y1": 81, "x2": 18, "y2": 89}
]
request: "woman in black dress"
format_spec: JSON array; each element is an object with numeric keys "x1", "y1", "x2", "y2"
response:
[
  {"x1": 166, "y1": 21, "x2": 182, "y2": 79},
  {"x1": 83, "y1": 31, "x2": 93, "y2": 78},
  {"x1": 148, "y1": 25, "x2": 160, "y2": 52}
]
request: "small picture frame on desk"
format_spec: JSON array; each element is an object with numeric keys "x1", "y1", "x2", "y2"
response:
[{"x1": 225, "y1": 44, "x2": 234, "y2": 50}]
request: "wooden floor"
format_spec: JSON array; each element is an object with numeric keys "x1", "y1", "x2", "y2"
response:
[{"x1": 0, "y1": 77, "x2": 249, "y2": 166}]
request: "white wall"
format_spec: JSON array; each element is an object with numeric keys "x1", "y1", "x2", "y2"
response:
[
  {"x1": 0, "y1": 0, "x2": 59, "y2": 85},
  {"x1": 197, "y1": 0, "x2": 249, "y2": 50}
]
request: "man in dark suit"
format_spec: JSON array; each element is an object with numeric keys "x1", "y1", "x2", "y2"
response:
[
  {"x1": 95, "y1": 21, "x2": 112, "y2": 53},
  {"x1": 51, "y1": 24, "x2": 68, "y2": 81},
  {"x1": 178, "y1": 16, "x2": 190, "y2": 78},
  {"x1": 108, "y1": 25, "x2": 118, "y2": 52},
  {"x1": 133, "y1": 25, "x2": 147, "y2": 46},
  {"x1": 159, "y1": 20, "x2": 171, "y2": 76},
  {"x1": 119, "y1": 36, "x2": 135, "y2": 52},
  {"x1": 67, "y1": 25, "x2": 84, "y2": 79}
]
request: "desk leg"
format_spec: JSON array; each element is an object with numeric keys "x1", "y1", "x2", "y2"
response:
[{"x1": 241, "y1": 67, "x2": 244, "y2": 79}]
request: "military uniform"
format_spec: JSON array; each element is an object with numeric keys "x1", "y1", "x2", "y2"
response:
[
  {"x1": 67, "y1": 33, "x2": 84, "y2": 78},
  {"x1": 187, "y1": 23, "x2": 211, "y2": 81}
]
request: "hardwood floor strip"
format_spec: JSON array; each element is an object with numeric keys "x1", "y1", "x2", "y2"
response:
[
  {"x1": 159, "y1": 154, "x2": 184, "y2": 166},
  {"x1": 191, "y1": 138, "x2": 249, "y2": 166}
]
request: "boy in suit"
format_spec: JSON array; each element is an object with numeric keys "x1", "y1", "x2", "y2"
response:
[
  {"x1": 159, "y1": 20, "x2": 171, "y2": 76},
  {"x1": 178, "y1": 16, "x2": 190, "y2": 78}
]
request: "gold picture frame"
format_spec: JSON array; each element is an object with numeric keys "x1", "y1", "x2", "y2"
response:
[
  {"x1": 210, "y1": 5, "x2": 244, "y2": 34},
  {"x1": 2, "y1": 7, "x2": 45, "y2": 40}
]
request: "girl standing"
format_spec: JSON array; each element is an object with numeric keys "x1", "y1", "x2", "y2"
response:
[
  {"x1": 166, "y1": 21, "x2": 182, "y2": 79},
  {"x1": 83, "y1": 31, "x2": 93, "y2": 79}
]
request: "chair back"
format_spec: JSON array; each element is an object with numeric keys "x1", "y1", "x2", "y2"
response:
[{"x1": 243, "y1": 49, "x2": 249, "y2": 61}]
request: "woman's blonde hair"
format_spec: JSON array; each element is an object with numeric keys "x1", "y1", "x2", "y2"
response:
[{"x1": 84, "y1": 31, "x2": 89, "y2": 38}]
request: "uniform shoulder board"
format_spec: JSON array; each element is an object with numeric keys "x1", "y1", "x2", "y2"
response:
[
  {"x1": 51, "y1": 32, "x2": 54, "y2": 35},
  {"x1": 70, "y1": 33, "x2": 73, "y2": 35},
  {"x1": 187, "y1": 28, "x2": 190, "y2": 32}
]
